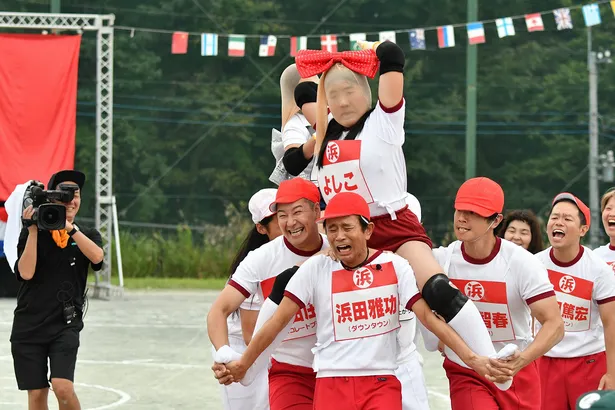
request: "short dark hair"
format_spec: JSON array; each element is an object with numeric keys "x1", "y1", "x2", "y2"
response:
[
  {"x1": 323, "y1": 215, "x2": 369, "y2": 232},
  {"x1": 552, "y1": 199, "x2": 587, "y2": 226},
  {"x1": 497, "y1": 209, "x2": 544, "y2": 254}
]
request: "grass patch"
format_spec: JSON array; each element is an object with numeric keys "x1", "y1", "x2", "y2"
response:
[{"x1": 111, "y1": 276, "x2": 227, "y2": 290}]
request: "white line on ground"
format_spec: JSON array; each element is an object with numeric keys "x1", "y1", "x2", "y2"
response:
[{"x1": 77, "y1": 383, "x2": 131, "y2": 410}]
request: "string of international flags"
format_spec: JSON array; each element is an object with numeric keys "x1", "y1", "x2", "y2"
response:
[{"x1": 115, "y1": 1, "x2": 615, "y2": 57}]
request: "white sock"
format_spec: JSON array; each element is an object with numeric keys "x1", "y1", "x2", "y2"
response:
[
  {"x1": 240, "y1": 298, "x2": 293, "y2": 386},
  {"x1": 443, "y1": 301, "x2": 514, "y2": 391}
]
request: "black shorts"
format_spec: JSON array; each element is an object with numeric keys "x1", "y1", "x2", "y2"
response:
[{"x1": 11, "y1": 328, "x2": 80, "y2": 390}]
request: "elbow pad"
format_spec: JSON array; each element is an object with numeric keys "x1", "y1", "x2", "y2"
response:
[
  {"x1": 282, "y1": 145, "x2": 311, "y2": 176},
  {"x1": 269, "y1": 266, "x2": 300, "y2": 305},
  {"x1": 294, "y1": 81, "x2": 318, "y2": 109},
  {"x1": 376, "y1": 41, "x2": 405, "y2": 75},
  {"x1": 421, "y1": 273, "x2": 468, "y2": 323}
]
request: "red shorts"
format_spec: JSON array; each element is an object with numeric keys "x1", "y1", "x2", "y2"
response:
[
  {"x1": 268, "y1": 358, "x2": 316, "y2": 410},
  {"x1": 538, "y1": 352, "x2": 606, "y2": 410},
  {"x1": 313, "y1": 375, "x2": 401, "y2": 410},
  {"x1": 368, "y1": 206, "x2": 433, "y2": 252},
  {"x1": 444, "y1": 357, "x2": 541, "y2": 410}
]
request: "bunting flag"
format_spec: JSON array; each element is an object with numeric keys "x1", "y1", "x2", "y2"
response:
[
  {"x1": 525, "y1": 13, "x2": 545, "y2": 32},
  {"x1": 554, "y1": 8, "x2": 573, "y2": 30},
  {"x1": 496, "y1": 17, "x2": 515, "y2": 38},
  {"x1": 201, "y1": 33, "x2": 218, "y2": 56},
  {"x1": 171, "y1": 31, "x2": 188, "y2": 54},
  {"x1": 379, "y1": 31, "x2": 396, "y2": 43},
  {"x1": 321, "y1": 35, "x2": 338, "y2": 52},
  {"x1": 259, "y1": 35, "x2": 277, "y2": 57},
  {"x1": 290, "y1": 36, "x2": 307, "y2": 56},
  {"x1": 583, "y1": 4, "x2": 602, "y2": 26},
  {"x1": 228, "y1": 35, "x2": 245, "y2": 57},
  {"x1": 142, "y1": 2, "x2": 614, "y2": 57},
  {"x1": 437, "y1": 25, "x2": 455, "y2": 48},
  {"x1": 409, "y1": 29, "x2": 426, "y2": 50},
  {"x1": 467, "y1": 22, "x2": 485, "y2": 45},
  {"x1": 349, "y1": 33, "x2": 366, "y2": 50}
]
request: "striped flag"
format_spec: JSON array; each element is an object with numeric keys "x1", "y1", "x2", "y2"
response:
[
  {"x1": 495, "y1": 18, "x2": 515, "y2": 38},
  {"x1": 466, "y1": 22, "x2": 485, "y2": 45},
  {"x1": 259, "y1": 35, "x2": 277, "y2": 57},
  {"x1": 525, "y1": 13, "x2": 544, "y2": 32},
  {"x1": 228, "y1": 35, "x2": 246, "y2": 57},
  {"x1": 349, "y1": 33, "x2": 366, "y2": 50},
  {"x1": 201, "y1": 33, "x2": 218, "y2": 56},
  {"x1": 379, "y1": 31, "x2": 396, "y2": 43},
  {"x1": 437, "y1": 25, "x2": 455, "y2": 48},
  {"x1": 290, "y1": 36, "x2": 307, "y2": 56}
]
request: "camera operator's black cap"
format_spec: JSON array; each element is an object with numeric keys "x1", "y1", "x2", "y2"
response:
[{"x1": 47, "y1": 170, "x2": 86, "y2": 190}]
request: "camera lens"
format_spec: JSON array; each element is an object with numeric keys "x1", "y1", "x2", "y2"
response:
[{"x1": 43, "y1": 208, "x2": 60, "y2": 223}]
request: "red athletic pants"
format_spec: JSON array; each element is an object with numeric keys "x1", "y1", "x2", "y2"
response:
[
  {"x1": 313, "y1": 374, "x2": 402, "y2": 410},
  {"x1": 444, "y1": 358, "x2": 541, "y2": 409},
  {"x1": 268, "y1": 359, "x2": 316, "y2": 410},
  {"x1": 538, "y1": 352, "x2": 606, "y2": 410}
]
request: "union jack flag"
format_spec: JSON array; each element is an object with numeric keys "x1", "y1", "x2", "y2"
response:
[{"x1": 554, "y1": 8, "x2": 573, "y2": 30}]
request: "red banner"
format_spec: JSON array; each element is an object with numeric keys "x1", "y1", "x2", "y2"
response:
[{"x1": 0, "y1": 34, "x2": 81, "y2": 200}]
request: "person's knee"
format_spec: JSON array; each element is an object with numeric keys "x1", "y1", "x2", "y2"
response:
[
  {"x1": 51, "y1": 378, "x2": 75, "y2": 403},
  {"x1": 28, "y1": 388, "x2": 49, "y2": 403}
]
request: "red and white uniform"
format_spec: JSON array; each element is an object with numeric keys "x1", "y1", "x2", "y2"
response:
[
  {"x1": 396, "y1": 309, "x2": 429, "y2": 410},
  {"x1": 284, "y1": 250, "x2": 422, "y2": 410},
  {"x1": 433, "y1": 237, "x2": 554, "y2": 410},
  {"x1": 593, "y1": 243, "x2": 615, "y2": 273},
  {"x1": 215, "y1": 295, "x2": 270, "y2": 410},
  {"x1": 535, "y1": 246, "x2": 615, "y2": 410},
  {"x1": 316, "y1": 100, "x2": 431, "y2": 251},
  {"x1": 282, "y1": 113, "x2": 316, "y2": 183},
  {"x1": 229, "y1": 234, "x2": 328, "y2": 410}
]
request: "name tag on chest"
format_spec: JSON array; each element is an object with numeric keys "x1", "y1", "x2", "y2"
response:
[
  {"x1": 318, "y1": 140, "x2": 374, "y2": 204},
  {"x1": 548, "y1": 269, "x2": 594, "y2": 332},
  {"x1": 261, "y1": 276, "x2": 317, "y2": 341},
  {"x1": 331, "y1": 262, "x2": 400, "y2": 342},
  {"x1": 450, "y1": 278, "x2": 516, "y2": 342}
]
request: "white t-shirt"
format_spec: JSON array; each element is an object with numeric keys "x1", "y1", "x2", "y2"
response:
[
  {"x1": 536, "y1": 246, "x2": 615, "y2": 358},
  {"x1": 229, "y1": 234, "x2": 329, "y2": 367},
  {"x1": 316, "y1": 100, "x2": 407, "y2": 217},
  {"x1": 593, "y1": 243, "x2": 615, "y2": 274},
  {"x1": 397, "y1": 309, "x2": 418, "y2": 364},
  {"x1": 433, "y1": 237, "x2": 554, "y2": 366},
  {"x1": 226, "y1": 295, "x2": 263, "y2": 342},
  {"x1": 284, "y1": 250, "x2": 421, "y2": 377},
  {"x1": 282, "y1": 113, "x2": 316, "y2": 183}
]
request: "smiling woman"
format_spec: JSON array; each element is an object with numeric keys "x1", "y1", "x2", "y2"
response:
[{"x1": 497, "y1": 210, "x2": 544, "y2": 255}]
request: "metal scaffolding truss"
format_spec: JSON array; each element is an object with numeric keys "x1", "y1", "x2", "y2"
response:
[{"x1": 0, "y1": 12, "x2": 121, "y2": 299}]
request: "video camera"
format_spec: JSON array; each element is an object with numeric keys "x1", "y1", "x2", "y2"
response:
[{"x1": 22, "y1": 181, "x2": 78, "y2": 230}]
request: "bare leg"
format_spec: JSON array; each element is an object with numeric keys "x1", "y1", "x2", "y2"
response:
[
  {"x1": 28, "y1": 388, "x2": 49, "y2": 410},
  {"x1": 51, "y1": 378, "x2": 81, "y2": 410},
  {"x1": 396, "y1": 241, "x2": 444, "y2": 291}
]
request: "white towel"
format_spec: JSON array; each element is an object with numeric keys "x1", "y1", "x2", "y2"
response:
[{"x1": 3, "y1": 181, "x2": 33, "y2": 272}]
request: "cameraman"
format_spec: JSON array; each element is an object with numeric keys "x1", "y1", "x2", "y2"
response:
[{"x1": 10, "y1": 170, "x2": 104, "y2": 410}]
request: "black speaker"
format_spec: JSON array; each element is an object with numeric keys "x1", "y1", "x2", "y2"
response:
[{"x1": 0, "y1": 257, "x2": 19, "y2": 298}]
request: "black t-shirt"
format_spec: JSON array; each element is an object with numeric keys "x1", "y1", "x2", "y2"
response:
[{"x1": 10, "y1": 226, "x2": 103, "y2": 344}]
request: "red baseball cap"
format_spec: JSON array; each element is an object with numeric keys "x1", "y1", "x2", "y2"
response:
[
  {"x1": 552, "y1": 192, "x2": 591, "y2": 228},
  {"x1": 317, "y1": 192, "x2": 370, "y2": 222},
  {"x1": 455, "y1": 177, "x2": 504, "y2": 218},
  {"x1": 270, "y1": 177, "x2": 320, "y2": 212}
]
